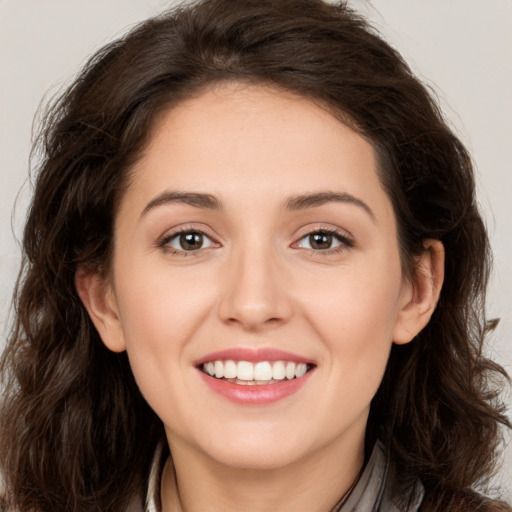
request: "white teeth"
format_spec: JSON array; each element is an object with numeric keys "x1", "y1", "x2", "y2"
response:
[
  {"x1": 224, "y1": 360, "x2": 237, "y2": 379},
  {"x1": 285, "y1": 361, "x2": 296, "y2": 380},
  {"x1": 272, "y1": 361, "x2": 286, "y2": 380},
  {"x1": 295, "y1": 363, "x2": 308, "y2": 378},
  {"x1": 254, "y1": 361, "x2": 273, "y2": 380},
  {"x1": 205, "y1": 362, "x2": 215, "y2": 376},
  {"x1": 201, "y1": 360, "x2": 311, "y2": 382},
  {"x1": 237, "y1": 361, "x2": 254, "y2": 381},
  {"x1": 214, "y1": 360, "x2": 224, "y2": 379}
]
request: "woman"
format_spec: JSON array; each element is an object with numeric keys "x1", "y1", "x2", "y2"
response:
[{"x1": 0, "y1": 0, "x2": 510, "y2": 510}]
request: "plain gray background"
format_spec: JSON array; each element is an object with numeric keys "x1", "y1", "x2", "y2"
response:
[{"x1": 1, "y1": 0, "x2": 510, "y2": 501}]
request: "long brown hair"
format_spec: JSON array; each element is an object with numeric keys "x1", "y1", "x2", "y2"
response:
[{"x1": 1, "y1": 1, "x2": 510, "y2": 510}]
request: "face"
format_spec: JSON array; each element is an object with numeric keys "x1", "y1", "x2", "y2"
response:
[{"x1": 86, "y1": 83, "x2": 423, "y2": 472}]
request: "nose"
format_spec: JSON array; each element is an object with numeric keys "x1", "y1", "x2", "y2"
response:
[{"x1": 217, "y1": 244, "x2": 293, "y2": 332}]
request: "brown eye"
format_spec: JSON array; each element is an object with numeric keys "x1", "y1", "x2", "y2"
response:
[
  {"x1": 296, "y1": 230, "x2": 350, "y2": 251},
  {"x1": 309, "y1": 233, "x2": 334, "y2": 250},
  {"x1": 180, "y1": 232, "x2": 204, "y2": 250},
  {"x1": 165, "y1": 231, "x2": 215, "y2": 252}
]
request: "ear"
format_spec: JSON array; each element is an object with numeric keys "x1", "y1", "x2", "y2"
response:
[
  {"x1": 393, "y1": 239, "x2": 445, "y2": 345},
  {"x1": 75, "y1": 268, "x2": 127, "y2": 353}
]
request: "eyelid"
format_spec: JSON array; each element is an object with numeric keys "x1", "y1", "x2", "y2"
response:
[
  {"x1": 291, "y1": 225, "x2": 355, "y2": 252},
  {"x1": 157, "y1": 225, "x2": 221, "y2": 254}
]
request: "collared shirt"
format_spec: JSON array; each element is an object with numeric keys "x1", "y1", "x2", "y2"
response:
[
  {"x1": 331, "y1": 441, "x2": 424, "y2": 511},
  {"x1": 145, "y1": 441, "x2": 424, "y2": 511}
]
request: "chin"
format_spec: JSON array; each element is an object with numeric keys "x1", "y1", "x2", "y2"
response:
[
  {"x1": 195, "y1": 425, "x2": 318, "y2": 471},
  {"x1": 206, "y1": 444, "x2": 305, "y2": 471}
]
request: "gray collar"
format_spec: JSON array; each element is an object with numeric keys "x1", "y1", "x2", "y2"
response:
[
  {"x1": 144, "y1": 441, "x2": 424, "y2": 512},
  {"x1": 332, "y1": 441, "x2": 424, "y2": 512}
]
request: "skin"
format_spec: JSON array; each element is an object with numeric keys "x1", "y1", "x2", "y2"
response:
[{"x1": 77, "y1": 82, "x2": 444, "y2": 512}]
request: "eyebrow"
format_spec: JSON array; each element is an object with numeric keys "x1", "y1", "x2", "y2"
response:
[
  {"x1": 141, "y1": 189, "x2": 375, "y2": 222},
  {"x1": 141, "y1": 191, "x2": 222, "y2": 216},
  {"x1": 283, "y1": 192, "x2": 376, "y2": 222}
]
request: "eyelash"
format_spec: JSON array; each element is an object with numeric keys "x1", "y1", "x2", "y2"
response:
[
  {"x1": 293, "y1": 228, "x2": 354, "y2": 255},
  {"x1": 158, "y1": 228, "x2": 217, "y2": 256},
  {"x1": 158, "y1": 227, "x2": 354, "y2": 256}
]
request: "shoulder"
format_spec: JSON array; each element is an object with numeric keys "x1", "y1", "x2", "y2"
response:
[{"x1": 420, "y1": 488, "x2": 512, "y2": 512}]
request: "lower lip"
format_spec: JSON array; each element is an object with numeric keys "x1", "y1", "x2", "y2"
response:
[{"x1": 198, "y1": 370, "x2": 313, "y2": 405}]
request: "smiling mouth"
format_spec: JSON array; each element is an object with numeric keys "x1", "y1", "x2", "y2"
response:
[{"x1": 200, "y1": 360, "x2": 314, "y2": 386}]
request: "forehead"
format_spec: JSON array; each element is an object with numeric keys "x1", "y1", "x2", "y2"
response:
[{"x1": 127, "y1": 83, "x2": 382, "y2": 200}]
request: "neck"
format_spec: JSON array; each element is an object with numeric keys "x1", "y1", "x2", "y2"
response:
[{"x1": 161, "y1": 429, "x2": 365, "y2": 512}]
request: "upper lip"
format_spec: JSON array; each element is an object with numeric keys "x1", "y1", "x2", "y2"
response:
[{"x1": 194, "y1": 347, "x2": 315, "y2": 366}]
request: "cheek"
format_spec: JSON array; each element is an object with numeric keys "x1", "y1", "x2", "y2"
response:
[
  {"x1": 114, "y1": 255, "x2": 213, "y2": 341},
  {"x1": 111, "y1": 265, "x2": 209, "y2": 393},
  {"x1": 298, "y1": 262, "x2": 403, "y2": 383},
  {"x1": 302, "y1": 264, "x2": 402, "y2": 338}
]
